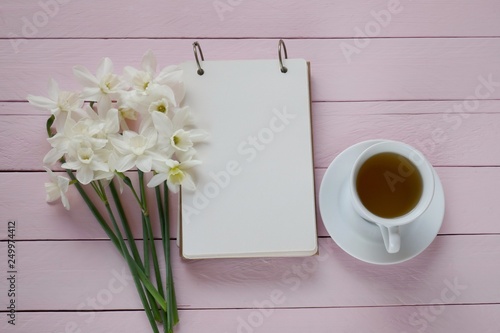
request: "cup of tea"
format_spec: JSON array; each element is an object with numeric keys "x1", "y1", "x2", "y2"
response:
[{"x1": 350, "y1": 141, "x2": 435, "y2": 253}]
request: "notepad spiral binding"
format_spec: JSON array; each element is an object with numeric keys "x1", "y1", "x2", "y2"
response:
[{"x1": 192, "y1": 39, "x2": 290, "y2": 75}]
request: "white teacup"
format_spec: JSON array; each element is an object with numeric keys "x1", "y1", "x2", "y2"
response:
[{"x1": 350, "y1": 141, "x2": 435, "y2": 253}]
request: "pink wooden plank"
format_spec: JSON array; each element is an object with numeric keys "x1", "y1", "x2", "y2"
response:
[
  {"x1": 312, "y1": 113, "x2": 500, "y2": 168},
  {"x1": 2, "y1": 305, "x2": 499, "y2": 333},
  {"x1": 314, "y1": 166, "x2": 500, "y2": 237},
  {"x1": 0, "y1": 171, "x2": 179, "y2": 240},
  {"x1": 1, "y1": 237, "x2": 499, "y2": 310},
  {"x1": 3, "y1": 111, "x2": 500, "y2": 170},
  {"x1": 2, "y1": 0, "x2": 500, "y2": 38},
  {"x1": 2, "y1": 167, "x2": 500, "y2": 241},
  {"x1": 7, "y1": 99, "x2": 500, "y2": 116},
  {"x1": 2, "y1": 38, "x2": 500, "y2": 101}
]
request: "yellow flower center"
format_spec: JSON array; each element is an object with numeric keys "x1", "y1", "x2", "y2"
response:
[
  {"x1": 157, "y1": 104, "x2": 166, "y2": 113},
  {"x1": 168, "y1": 166, "x2": 185, "y2": 185}
]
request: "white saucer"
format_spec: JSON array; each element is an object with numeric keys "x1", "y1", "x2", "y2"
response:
[{"x1": 319, "y1": 140, "x2": 445, "y2": 265}]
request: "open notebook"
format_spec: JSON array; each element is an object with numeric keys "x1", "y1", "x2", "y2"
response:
[{"x1": 179, "y1": 58, "x2": 317, "y2": 259}]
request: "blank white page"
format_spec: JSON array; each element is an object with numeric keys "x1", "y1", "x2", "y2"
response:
[{"x1": 180, "y1": 58, "x2": 317, "y2": 259}]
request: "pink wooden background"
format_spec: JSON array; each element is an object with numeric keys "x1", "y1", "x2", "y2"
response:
[{"x1": 2, "y1": 1, "x2": 500, "y2": 332}]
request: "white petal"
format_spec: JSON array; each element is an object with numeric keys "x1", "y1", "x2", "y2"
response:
[
  {"x1": 136, "y1": 155, "x2": 152, "y2": 172},
  {"x1": 43, "y1": 148, "x2": 64, "y2": 165},
  {"x1": 166, "y1": 180, "x2": 180, "y2": 193},
  {"x1": 139, "y1": 115, "x2": 153, "y2": 133},
  {"x1": 147, "y1": 173, "x2": 168, "y2": 188},
  {"x1": 172, "y1": 107, "x2": 191, "y2": 129},
  {"x1": 115, "y1": 154, "x2": 136, "y2": 172},
  {"x1": 164, "y1": 159, "x2": 178, "y2": 168},
  {"x1": 110, "y1": 136, "x2": 131, "y2": 155},
  {"x1": 181, "y1": 159, "x2": 202, "y2": 170},
  {"x1": 175, "y1": 149, "x2": 196, "y2": 162},
  {"x1": 43, "y1": 166, "x2": 56, "y2": 178},
  {"x1": 48, "y1": 79, "x2": 59, "y2": 101},
  {"x1": 152, "y1": 111, "x2": 173, "y2": 136},
  {"x1": 97, "y1": 57, "x2": 114, "y2": 80},
  {"x1": 80, "y1": 87, "x2": 102, "y2": 100},
  {"x1": 141, "y1": 50, "x2": 157, "y2": 75},
  {"x1": 73, "y1": 65, "x2": 99, "y2": 87},
  {"x1": 57, "y1": 175, "x2": 70, "y2": 192},
  {"x1": 97, "y1": 98, "x2": 112, "y2": 116},
  {"x1": 93, "y1": 170, "x2": 115, "y2": 181},
  {"x1": 105, "y1": 109, "x2": 120, "y2": 134},
  {"x1": 27, "y1": 95, "x2": 57, "y2": 109},
  {"x1": 92, "y1": 160, "x2": 110, "y2": 172},
  {"x1": 155, "y1": 67, "x2": 185, "y2": 103},
  {"x1": 189, "y1": 129, "x2": 210, "y2": 143},
  {"x1": 77, "y1": 166, "x2": 94, "y2": 185},
  {"x1": 181, "y1": 173, "x2": 196, "y2": 191},
  {"x1": 98, "y1": 94, "x2": 112, "y2": 106},
  {"x1": 144, "y1": 128, "x2": 158, "y2": 149},
  {"x1": 84, "y1": 104, "x2": 99, "y2": 120},
  {"x1": 45, "y1": 182, "x2": 61, "y2": 202},
  {"x1": 60, "y1": 193, "x2": 70, "y2": 210},
  {"x1": 123, "y1": 66, "x2": 139, "y2": 81},
  {"x1": 155, "y1": 66, "x2": 181, "y2": 84},
  {"x1": 62, "y1": 160, "x2": 81, "y2": 170},
  {"x1": 150, "y1": 84, "x2": 176, "y2": 107}
]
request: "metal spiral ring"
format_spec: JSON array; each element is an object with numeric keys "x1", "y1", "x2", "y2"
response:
[
  {"x1": 193, "y1": 41, "x2": 205, "y2": 75},
  {"x1": 278, "y1": 39, "x2": 288, "y2": 73}
]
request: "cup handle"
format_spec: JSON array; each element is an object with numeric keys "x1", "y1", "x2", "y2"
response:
[{"x1": 378, "y1": 225, "x2": 400, "y2": 254}]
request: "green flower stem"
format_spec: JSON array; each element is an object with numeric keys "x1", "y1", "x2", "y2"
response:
[
  {"x1": 119, "y1": 177, "x2": 158, "y2": 298},
  {"x1": 66, "y1": 171, "x2": 165, "y2": 332},
  {"x1": 46, "y1": 115, "x2": 55, "y2": 138},
  {"x1": 138, "y1": 176, "x2": 151, "y2": 297},
  {"x1": 119, "y1": 174, "x2": 143, "y2": 212},
  {"x1": 112, "y1": 173, "x2": 176, "y2": 329},
  {"x1": 97, "y1": 181, "x2": 160, "y2": 333},
  {"x1": 138, "y1": 171, "x2": 169, "y2": 327},
  {"x1": 163, "y1": 183, "x2": 179, "y2": 329},
  {"x1": 66, "y1": 170, "x2": 120, "y2": 249},
  {"x1": 154, "y1": 185, "x2": 172, "y2": 333},
  {"x1": 94, "y1": 181, "x2": 167, "y2": 310},
  {"x1": 108, "y1": 181, "x2": 142, "y2": 267},
  {"x1": 109, "y1": 181, "x2": 162, "y2": 323}
]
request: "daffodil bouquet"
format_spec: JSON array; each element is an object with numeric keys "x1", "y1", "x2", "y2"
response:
[{"x1": 28, "y1": 51, "x2": 207, "y2": 333}]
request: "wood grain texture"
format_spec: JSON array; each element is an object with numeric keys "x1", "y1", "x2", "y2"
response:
[
  {"x1": 3, "y1": 104, "x2": 500, "y2": 170},
  {"x1": 2, "y1": 38, "x2": 500, "y2": 101},
  {"x1": 2, "y1": 305, "x2": 500, "y2": 333},
  {"x1": 1, "y1": 237, "x2": 499, "y2": 311},
  {"x1": 7, "y1": 99, "x2": 500, "y2": 116},
  {"x1": 2, "y1": 0, "x2": 500, "y2": 38},
  {"x1": 2, "y1": 166, "x2": 500, "y2": 241},
  {"x1": 1, "y1": 1, "x2": 500, "y2": 331}
]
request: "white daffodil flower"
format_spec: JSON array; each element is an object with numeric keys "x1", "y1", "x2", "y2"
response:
[
  {"x1": 148, "y1": 97, "x2": 171, "y2": 115},
  {"x1": 123, "y1": 50, "x2": 157, "y2": 92},
  {"x1": 110, "y1": 127, "x2": 160, "y2": 173},
  {"x1": 27, "y1": 79, "x2": 83, "y2": 130},
  {"x1": 124, "y1": 50, "x2": 185, "y2": 103},
  {"x1": 43, "y1": 116, "x2": 77, "y2": 165},
  {"x1": 148, "y1": 157, "x2": 201, "y2": 192},
  {"x1": 44, "y1": 113, "x2": 108, "y2": 166},
  {"x1": 73, "y1": 57, "x2": 125, "y2": 104},
  {"x1": 62, "y1": 140, "x2": 110, "y2": 185},
  {"x1": 152, "y1": 109, "x2": 208, "y2": 155},
  {"x1": 131, "y1": 84, "x2": 178, "y2": 125},
  {"x1": 84, "y1": 103, "x2": 120, "y2": 139},
  {"x1": 44, "y1": 167, "x2": 71, "y2": 210},
  {"x1": 154, "y1": 65, "x2": 185, "y2": 105},
  {"x1": 115, "y1": 91, "x2": 138, "y2": 131}
]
